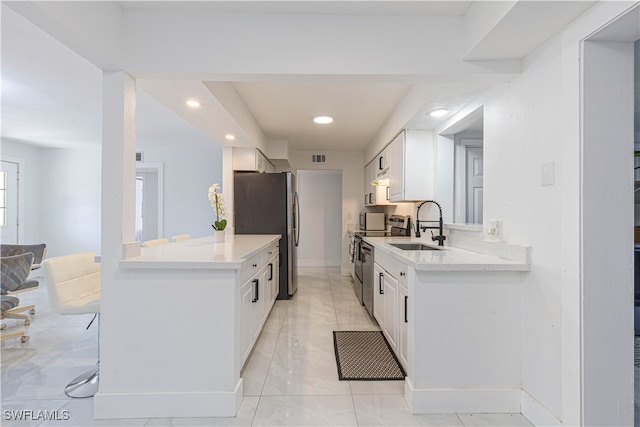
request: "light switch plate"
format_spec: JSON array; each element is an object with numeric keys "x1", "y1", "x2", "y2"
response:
[{"x1": 541, "y1": 161, "x2": 555, "y2": 186}]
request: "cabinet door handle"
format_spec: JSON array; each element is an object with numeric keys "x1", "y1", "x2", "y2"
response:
[
  {"x1": 379, "y1": 156, "x2": 383, "y2": 170},
  {"x1": 400, "y1": 271, "x2": 405, "y2": 277},
  {"x1": 404, "y1": 296, "x2": 408, "y2": 323},
  {"x1": 379, "y1": 272, "x2": 384, "y2": 294},
  {"x1": 269, "y1": 263, "x2": 273, "y2": 281},
  {"x1": 386, "y1": 186, "x2": 390, "y2": 201},
  {"x1": 252, "y1": 279, "x2": 259, "y2": 303}
]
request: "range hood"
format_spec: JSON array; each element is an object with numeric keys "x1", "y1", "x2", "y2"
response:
[{"x1": 371, "y1": 171, "x2": 389, "y2": 186}]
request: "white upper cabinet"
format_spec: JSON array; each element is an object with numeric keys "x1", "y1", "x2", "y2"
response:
[
  {"x1": 233, "y1": 148, "x2": 274, "y2": 173},
  {"x1": 376, "y1": 146, "x2": 390, "y2": 177},
  {"x1": 364, "y1": 161, "x2": 392, "y2": 206},
  {"x1": 388, "y1": 130, "x2": 433, "y2": 202}
]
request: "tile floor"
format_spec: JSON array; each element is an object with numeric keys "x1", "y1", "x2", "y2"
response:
[{"x1": 2, "y1": 266, "x2": 534, "y2": 426}]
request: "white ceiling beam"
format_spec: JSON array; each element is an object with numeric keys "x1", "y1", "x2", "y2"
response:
[
  {"x1": 4, "y1": 1, "x2": 124, "y2": 71},
  {"x1": 464, "y1": 1, "x2": 598, "y2": 61}
]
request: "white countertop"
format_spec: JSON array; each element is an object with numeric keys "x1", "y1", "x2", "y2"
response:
[
  {"x1": 362, "y1": 236, "x2": 530, "y2": 271},
  {"x1": 120, "y1": 234, "x2": 281, "y2": 269}
]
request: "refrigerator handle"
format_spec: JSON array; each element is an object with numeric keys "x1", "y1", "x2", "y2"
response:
[{"x1": 294, "y1": 192, "x2": 300, "y2": 246}]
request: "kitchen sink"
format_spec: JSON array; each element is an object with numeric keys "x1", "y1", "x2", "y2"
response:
[{"x1": 389, "y1": 243, "x2": 441, "y2": 251}]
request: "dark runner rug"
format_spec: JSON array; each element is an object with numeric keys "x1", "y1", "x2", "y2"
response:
[{"x1": 332, "y1": 330, "x2": 405, "y2": 381}]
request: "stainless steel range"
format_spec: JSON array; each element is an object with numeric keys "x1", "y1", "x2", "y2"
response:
[{"x1": 353, "y1": 215, "x2": 411, "y2": 318}]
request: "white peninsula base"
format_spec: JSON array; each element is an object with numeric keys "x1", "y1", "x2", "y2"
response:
[{"x1": 94, "y1": 234, "x2": 280, "y2": 419}]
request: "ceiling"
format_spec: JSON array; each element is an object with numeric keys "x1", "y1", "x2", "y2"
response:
[{"x1": 1, "y1": 1, "x2": 600, "y2": 153}]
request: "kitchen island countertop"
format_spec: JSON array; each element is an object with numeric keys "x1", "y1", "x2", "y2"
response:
[
  {"x1": 120, "y1": 234, "x2": 281, "y2": 269},
  {"x1": 362, "y1": 236, "x2": 530, "y2": 271}
]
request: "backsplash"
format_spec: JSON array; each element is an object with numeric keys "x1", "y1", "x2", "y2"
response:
[{"x1": 444, "y1": 225, "x2": 531, "y2": 265}]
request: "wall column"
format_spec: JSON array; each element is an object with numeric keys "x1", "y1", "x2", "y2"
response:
[
  {"x1": 97, "y1": 70, "x2": 139, "y2": 400},
  {"x1": 100, "y1": 71, "x2": 139, "y2": 263},
  {"x1": 581, "y1": 40, "x2": 635, "y2": 426}
]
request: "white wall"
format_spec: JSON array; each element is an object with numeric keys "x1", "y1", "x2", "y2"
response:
[
  {"x1": 582, "y1": 39, "x2": 635, "y2": 426},
  {"x1": 39, "y1": 147, "x2": 102, "y2": 257},
  {"x1": 136, "y1": 147, "x2": 223, "y2": 241},
  {"x1": 428, "y1": 3, "x2": 638, "y2": 424},
  {"x1": 0, "y1": 140, "x2": 221, "y2": 256},
  {"x1": 297, "y1": 170, "x2": 342, "y2": 267},
  {"x1": 290, "y1": 150, "x2": 363, "y2": 275},
  {"x1": 0, "y1": 139, "x2": 41, "y2": 244}
]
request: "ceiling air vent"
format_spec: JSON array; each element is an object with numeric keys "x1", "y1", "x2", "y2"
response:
[
  {"x1": 136, "y1": 152, "x2": 144, "y2": 162},
  {"x1": 311, "y1": 154, "x2": 326, "y2": 163}
]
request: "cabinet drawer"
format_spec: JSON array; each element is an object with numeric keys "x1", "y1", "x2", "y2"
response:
[
  {"x1": 265, "y1": 243, "x2": 278, "y2": 259},
  {"x1": 242, "y1": 252, "x2": 264, "y2": 283},
  {"x1": 375, "y1": 249, "x2": 408, "y2": 285}
]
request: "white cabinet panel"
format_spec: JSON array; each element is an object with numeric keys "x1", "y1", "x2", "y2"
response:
[
  {"x1": 398, "y1": 282, "x2": 409, "y2": 371},
  {"x1": 373, "y1": 263, "x2": 385, "y2": 326},
  {"x1": 239, "y1": 245, "x2": 279, "y2": 365},
  {"x1": 389, "y1": 130, "x2": 434, "y2": 202},
  {"x1": 382, "y1": 272, "x2": 398, "y2": 352},
  {"x1": 233, "y1": 148, "x2": 274, "y2": 173},
  {"x1": 240, "y1": 278, "x2": 257, "y2": 362}
]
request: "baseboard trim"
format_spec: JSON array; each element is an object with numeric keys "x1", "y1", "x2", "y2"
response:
[
  {"x1": 94, "y1": 379, "x2": 243, "y2": 419},
  {"x1": 520, "y1": 389, "x2": 561, "y2": 426},
  {"x1": 404, "y1": 378, "x2": 521, "y2": 414},
  {"x1": 298, "y1": 260, "x2": 341, "y2": 267}
]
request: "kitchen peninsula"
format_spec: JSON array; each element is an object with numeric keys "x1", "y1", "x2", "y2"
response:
[
  {"x1": 94, "y1": 234, "x2": 280, "y2": 419},
  {"x1": 363, "y1": 236, "x2": 531, "y2": 415}
]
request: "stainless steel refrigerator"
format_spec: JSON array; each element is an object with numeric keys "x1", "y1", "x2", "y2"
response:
[{"x1": 234, "y1": 172, "x2": 299, "y2": 299}]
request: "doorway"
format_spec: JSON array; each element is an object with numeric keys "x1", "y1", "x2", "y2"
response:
[
  {"x1": 296, "y1": 170, "x2": 342, "y2": 267},
  {"x1": 0, "y1": 158, "x2": 23, "y2": 244},
  {"x1": 580, "y1": 7, "x2": 639, "y2": 425},
  {"x1": 135, "y1": 162, "x2": 164, "y2": 242}
]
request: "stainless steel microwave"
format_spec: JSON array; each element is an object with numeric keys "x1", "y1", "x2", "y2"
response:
[{"x1": 359, "y1": 212, "x2": 386, "y2": 231}]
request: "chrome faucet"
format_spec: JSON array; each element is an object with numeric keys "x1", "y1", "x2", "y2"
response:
[{"x1": 415, "y1": 200, "x2": 446, "y2": 246}]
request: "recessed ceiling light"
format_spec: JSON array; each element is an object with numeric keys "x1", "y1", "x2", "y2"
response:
[
  {"x1": 313, "y1": 116, "x2": 334, "y2": 124},
  {"x1": 186, "y1": 99, "x2": 201, "y2": 108},
  {"x1": 429, "y1": 109, "x2": 448, "y2": 118},
  {"x1": 225, "y1": 134, "x2": 236, "y2": 141}
]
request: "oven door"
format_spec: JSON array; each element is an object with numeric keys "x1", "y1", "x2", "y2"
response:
[
  {"x1": 354, "y1": 235, "x2": 363, "y2": 284},
  {"x1": 353, "y1": 235, "x2": 364, "y2": 304}
]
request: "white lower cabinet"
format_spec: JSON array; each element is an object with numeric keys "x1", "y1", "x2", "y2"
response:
[
  {"x1": 398, "y1": 282, "x2": 409, "y2": 371},
  {"x1": 373, "y1": 263, "x2": 385, "y2": 326},
  {"x1": 382, "y1": 271, "x2": 398, "y2": 351},
  {"x1": 240, "y1": 277, "x2": 257, "y2": 363},
  {"x1": 374, "y1": 252, "x2": 410, "y2": 371},
  {"x1": 373, "y1": 261, "x2": 401, "y2": 356},
  {"x1": 268, "y1": 252, "x2": 279, "y2": 303},
  {"x1": 240, "y1": 244, "x2": 279, "y2": 365}
]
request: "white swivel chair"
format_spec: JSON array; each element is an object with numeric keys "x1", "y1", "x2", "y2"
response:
[
  {"x1": 172, "y1": 234, "x2": 191, "y2": 242},
  {"x1": 141, "y1": 238, "x2": 169, "y2": 248},
  {"x1": 42, "y1": 252, "x2": 101, "y2": 398}
]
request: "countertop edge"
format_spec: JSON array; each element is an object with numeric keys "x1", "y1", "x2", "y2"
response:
[
  {"x1": 364, "y1": 237, "x2": 531, "y2": 272},
  {"x1": 119, "y1": 260, "x2": 244, "y2": 270},
  {"x1": 119, "y1": 234, "x2": 280, "y2": 270}
]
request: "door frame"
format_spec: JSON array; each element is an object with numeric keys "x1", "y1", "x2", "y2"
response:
[
  {"x1": 0, "y1": 156, "x2": 25, "y2": 243},
  {"x1": 135, "y1": 162, "x2": 164, "y2": 240},
  {"x1": 579, "y1": 7, "x2": 638, "y2": 425}
]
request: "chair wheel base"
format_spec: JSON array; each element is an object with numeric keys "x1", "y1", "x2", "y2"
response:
[{"x1": 65, "y1": 368, "x2": 99, "y2": 398}]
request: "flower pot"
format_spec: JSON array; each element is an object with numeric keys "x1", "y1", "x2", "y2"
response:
[{"x1": 213, "y1": 230, "x2": 225, "y2": 243}]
